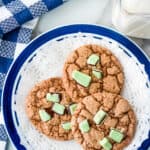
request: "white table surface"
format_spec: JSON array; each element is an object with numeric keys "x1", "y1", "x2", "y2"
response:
[
  {"x1": 6, "y1": 0, "x2": 150, "y2": 149},
  {"x1": 35, "y1": 0, "x2": 150, "y2": 57}
]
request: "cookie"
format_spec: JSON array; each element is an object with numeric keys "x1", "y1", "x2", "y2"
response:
[
  {"x1": 63, "y1": 44, "x2": 124, "y2": 102},
  {"x1": 26, "y1": 78, "x2": 74, "y2": 140},
  {"x1": 71, "y1": 92, "x2": 136, "y2": 150}
]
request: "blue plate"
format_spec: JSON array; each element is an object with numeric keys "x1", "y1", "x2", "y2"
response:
[{"x1": 2, "y1": 24, "x2": 150, "y2": 150}]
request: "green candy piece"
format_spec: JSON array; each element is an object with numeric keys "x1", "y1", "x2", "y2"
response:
[
  {"x1": 87, "y1": 54, "x2": 99, "y2": 65},
  {"x1": 92, "y1": 70, "x2": 102, "y2": 79},
  {"x1": 99, "y1": 138, "x2": 112, "y2": 150},
  {"x1": 93, "y1": 110, "x2": 107, "y2": 124},
  {"x1": 109, "y1": 129, "x2": 124, "y2": 143},
  {"x1": 79, "y1": 119, "x2": 90, "y2": 133},
  {"x1": 52, "y1": 103, "x2": 65, "y2": 115},
  {"x1": 62, "y1": 122, "x2": 71, "y2": 130},
  {"x1": 69, "y1": 104, "x2": 77, "y2": 115},
  {"x1": 46, "y1": 93, "x2": 60, "y2": 103},
  {"x1": 39, "y1": 109, "x2": 51, "y2": 122},
  {"x1": 72, "y1": 70, "x2": 91, "y2": 87}
]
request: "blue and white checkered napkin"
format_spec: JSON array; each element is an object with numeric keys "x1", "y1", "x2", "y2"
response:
[{"x1": 0, "y1": 0, "x2": 66, "y2": 149}]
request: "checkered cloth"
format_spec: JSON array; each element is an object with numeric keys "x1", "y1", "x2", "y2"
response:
[
  {"x1": 0, "y1": 0, "x2": 65, "y2": 149},
  {"x1": 0, "y1": 0, "x2": 64, "y2": 35}
]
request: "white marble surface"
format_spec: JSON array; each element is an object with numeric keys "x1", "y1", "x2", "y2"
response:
[{"x1": 7, "y1": 0, "x2": 149, "y2": 149}]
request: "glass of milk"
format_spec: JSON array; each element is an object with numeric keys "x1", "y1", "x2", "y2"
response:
[{"x1": 112, "y1": 0, "x2": 150, "y2": 39}]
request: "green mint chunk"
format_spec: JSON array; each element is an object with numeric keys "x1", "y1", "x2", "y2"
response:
[
  {"x1": 79, "y1": 119, "x2": 90, "y2": 133},
  {"x1": 109, "y1": 128, "x2": 124, "y2": 143},
  {"x1": 72, "y1": 70, "x2": 91, "y2": 87},
  {"x1": 39, "y1": 109, "x2": 51, "y2": 122},
  {"x1": 92, "y1": 70, "x2": 102, "y2": 79},
  {"x1": 46, "y1": 93, "x2": 60, "y2": 103},
  {"x1": 93, "y1": 110, "x2": 107, "y2": 124},
  {"x1": 87, "y1": 54, "x2": 99, "y2": 65},
  {"x1": 69, "y1": 104, "x2": 77, "y2": 115},
  {"x1": 99, "y1": 138, "x2": 112, "y2": 150},
  {"x1": 52, "y1": 103, "x2": 65, "y2": 115},
  {"x1": 62, "y1": 122, "x2": 71, "y2": 130}
]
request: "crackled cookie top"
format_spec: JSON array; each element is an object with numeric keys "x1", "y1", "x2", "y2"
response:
[
  {"x1": 26, "y1": 78, "x2": 74, "y2": 141},
  {"x1": 71, "y1": 92, "x2": 136, "y2": 150},
  {"x1": 63, "y1": 44, "x2": 124, "y2": 102}
]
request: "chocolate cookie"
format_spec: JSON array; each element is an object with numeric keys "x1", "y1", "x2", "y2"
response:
[
  {"x1": 63, "y1": 44, "x2": 124, "y2": 102},
  {"x1": 71, "y1": 92, "x2": 136, "y2": 150},
  {"x1": 26, "y1": 78, "x2": 74, "y2": 140}
]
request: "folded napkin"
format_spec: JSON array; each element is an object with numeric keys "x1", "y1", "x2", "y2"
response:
[
  {"x1": 0, "y1": 18, "x2": 38, "y2": 150},
  {"x1": 0, "y1": 0, "x2": 66, "y2": 149},
  {"x1": 0, "y1": 0, "x2": 64, "y2": 36}
]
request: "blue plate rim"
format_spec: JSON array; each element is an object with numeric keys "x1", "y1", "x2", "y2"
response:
[{"x1": 2, "y1": 24, "x2": 150, "y2": 150}]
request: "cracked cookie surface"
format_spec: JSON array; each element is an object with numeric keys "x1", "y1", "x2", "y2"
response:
[
  {"x1": 26, "y1": 78, "x2": 73, "y2": 140},
  {"x1": 71, "y1": 92, "x2": 136, "y2": 150},
  {"x1": 63, "y1": 44, "x2": 124, "y2": 102}
]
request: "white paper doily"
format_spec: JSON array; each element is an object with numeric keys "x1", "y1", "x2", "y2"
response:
[{"x1": 12, "y1": 33, "x2": 150, "y2": 150}]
